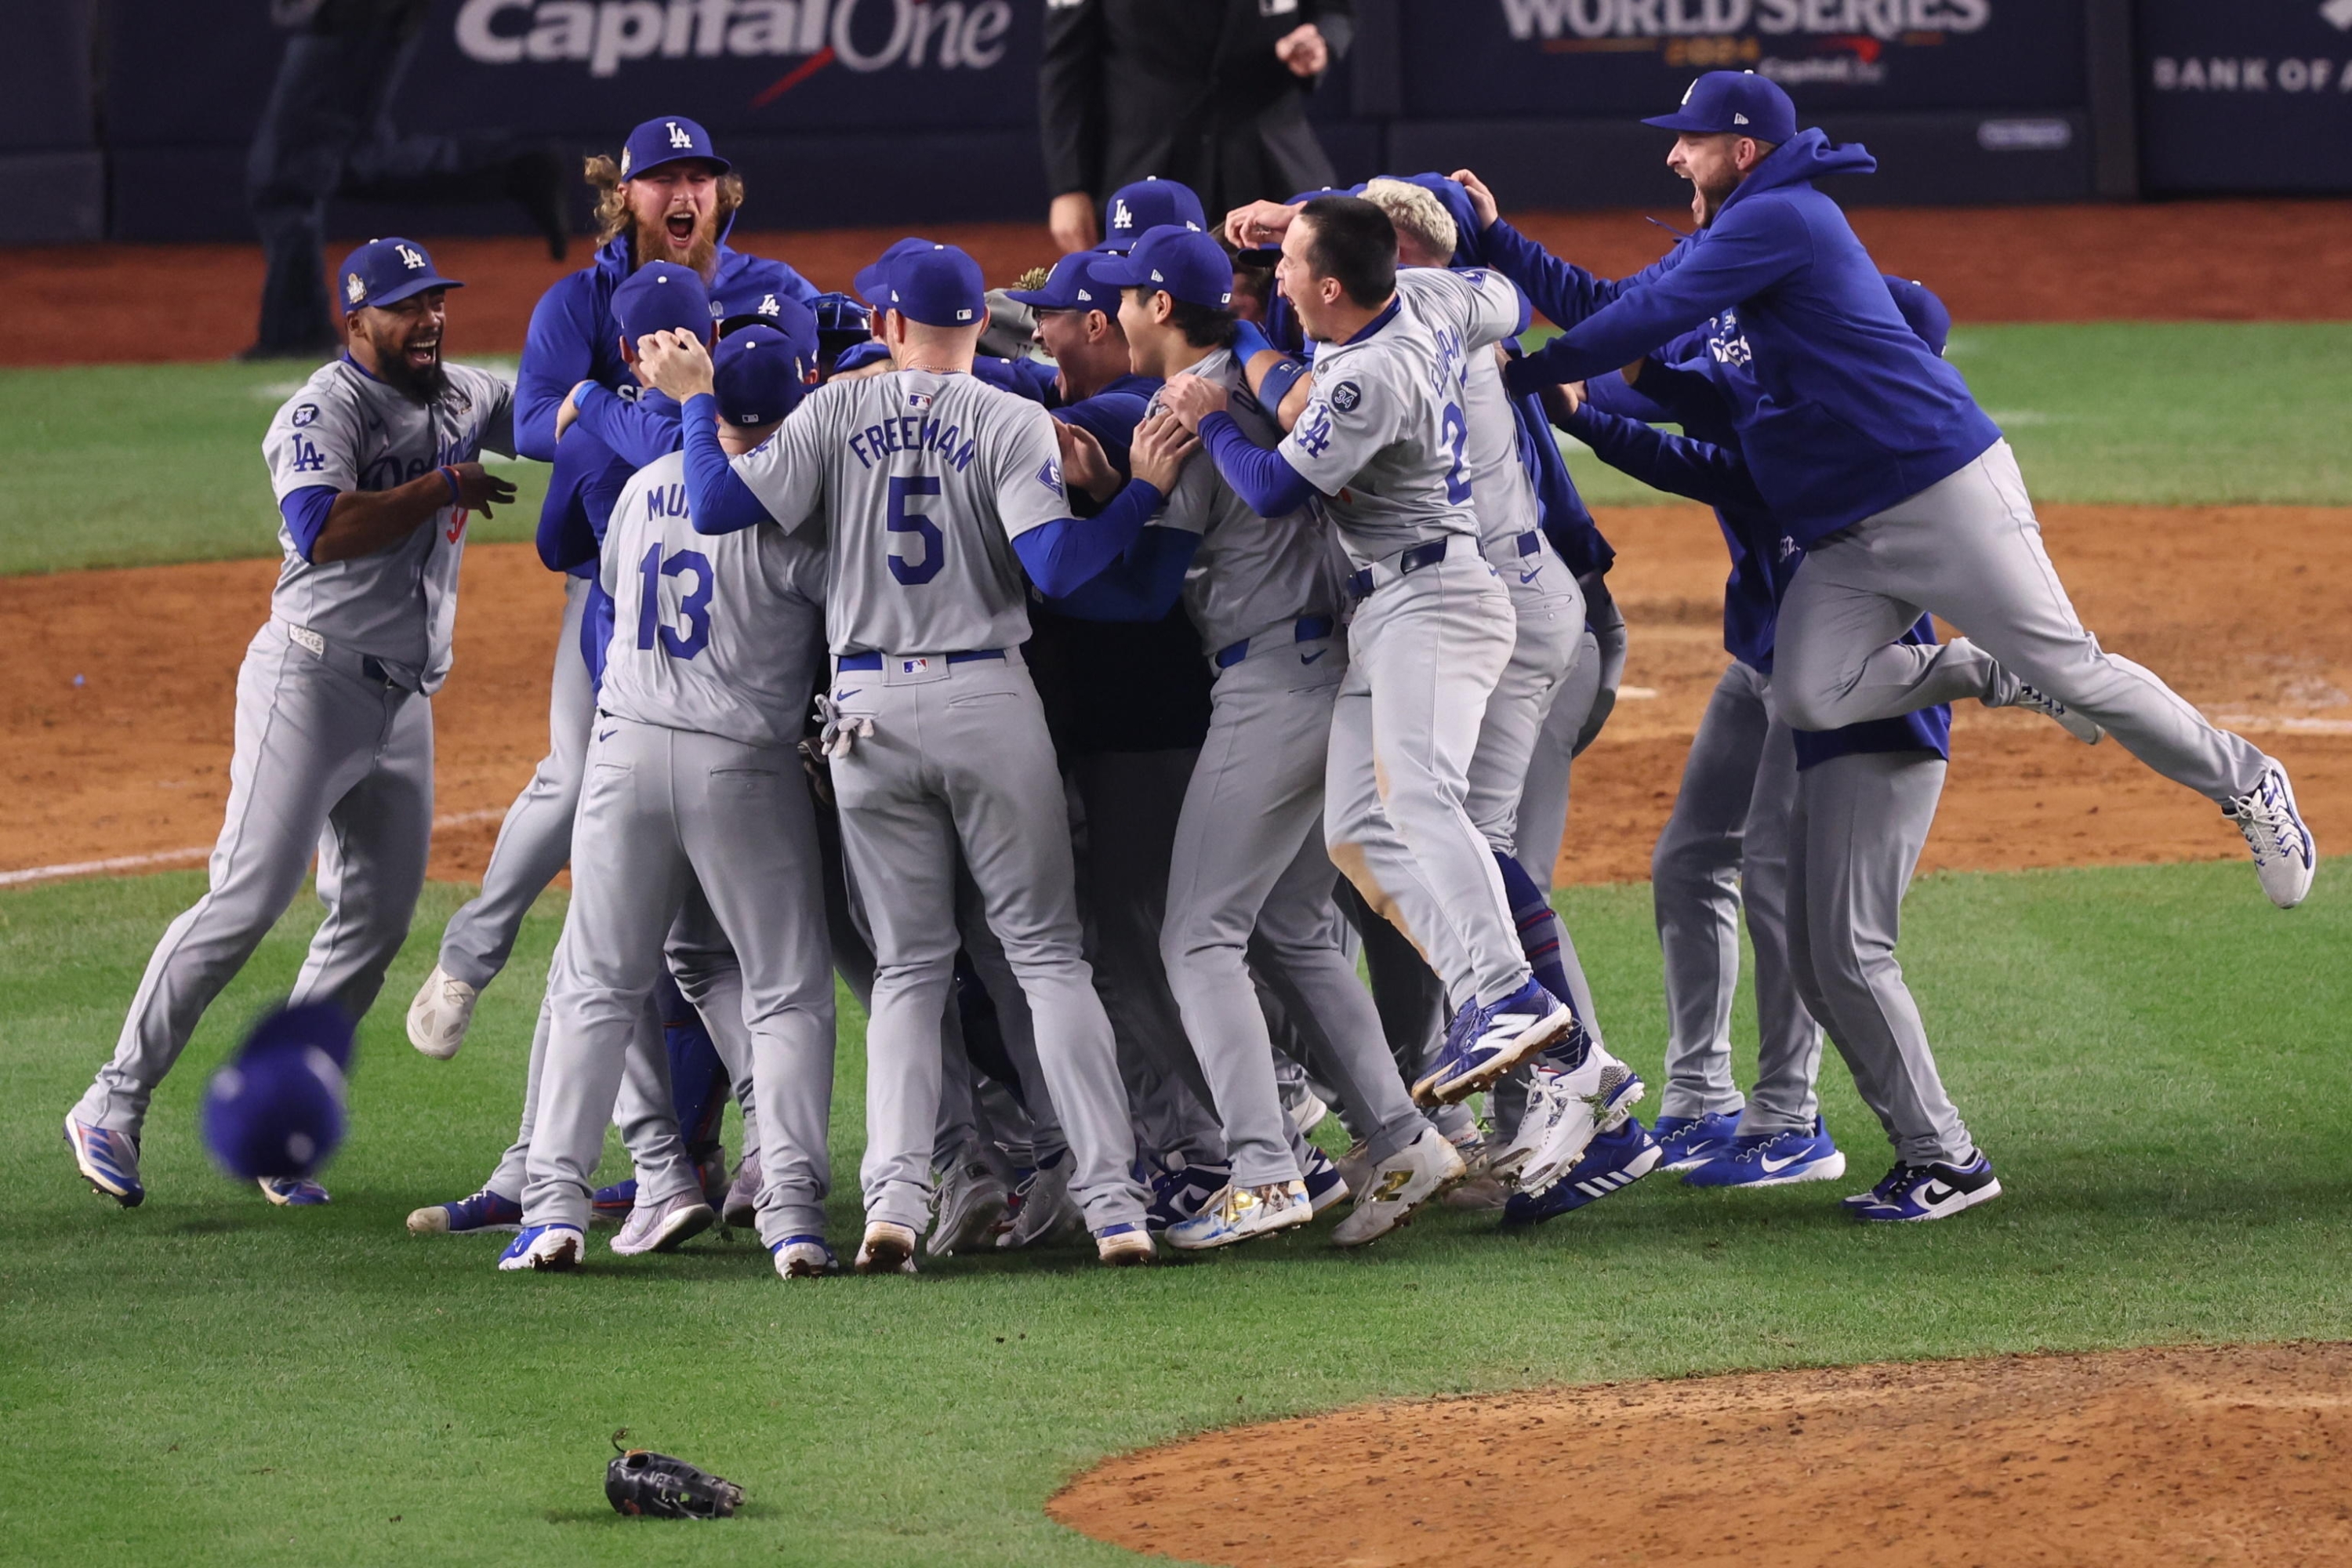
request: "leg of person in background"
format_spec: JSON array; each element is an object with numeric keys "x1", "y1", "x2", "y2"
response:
[
  {"x1": 1646, "y1": 662, "x2": 1767, "y2": 1169},
  {"x1": 411, "y1": 574, "x2": 593, "y2": 1059},
  {"x1": 1784, "y1": 748, "x2": 1996, "y2": 1222},
  {"x1": 1678, "y1": 716, "x2": 1841, "y2": 1190},
  {"x1": 1509, "y1": 628, "x2": 1610, "y2": 1045},
  {"x1": 662, "y1": 892, "x2": 760, "y2": 1225}
]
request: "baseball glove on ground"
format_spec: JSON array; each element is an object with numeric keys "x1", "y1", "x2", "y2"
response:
[{"x1": 605, "y1": 1435, "x2": 745, "y2": 1519}]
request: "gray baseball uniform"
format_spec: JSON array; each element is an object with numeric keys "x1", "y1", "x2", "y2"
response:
[
  {"x1": 1392, "y1": 268, "x2": 1585, "y2": 855},
  {"x1": 726, "y1": 368, "x2": 1148, "y2": 1236},
  {"x1": 521, "y1": 450, "x2": 837, "y2": 1242},
  {"x1": 1773, "y1": 441, "x2": 2268, "y2": 803},
  {"x1": 1294, "y1": 278, "x2": 1530, "y2": 1012},
  {"x1": 74, "y1": 358, "x2": 510, "y2": 1137},
  {"x1": 1511, "y1": 626, "x2": 1610, "y2": 1039},
  {"x1": 1650, "y1": 662, "x2": 1820, "y2": 1126},
  {"x1": 1150, "y1": 348, "x2": 1432, "y2": 1186},
  {"x1": 1784, "y1": 746, "x2": 1971, "y2": 1167}
]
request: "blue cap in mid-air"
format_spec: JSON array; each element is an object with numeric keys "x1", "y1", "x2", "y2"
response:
[
  {"x1": 620, "y1": 114, "x2": 731, "y2": 180},
  {"x1": 858, "y1": 241, "x2": 988, "y2": 329},
  {"x1": 337, "y1": 237, "x2": 462, "y2": 314},
  {"x1": 1102, "y1": 177, "x2": 1207, "y2": 252},
  {"x1": 1002, "y1": 250, "x2": 1117, "y2": 313},
  {"x1": 199, "y1": 1001, "x2": 354, "y2": 1181},
  {"x1": 1882, "y1": 275, "x2": 1952, "y2": 358},
  {"x1": 713, "y1": 310, "x2": 820, "y2": 426},
  {"x1": 612, "y1": 262, "x2": 713, "y2": 346},
  {"x1": 1642, "y1": 71, "x2": 1798, "y2": 147},
  {"x1": 1090, "y1": 226, "x2": 1235, "y2": 311}
]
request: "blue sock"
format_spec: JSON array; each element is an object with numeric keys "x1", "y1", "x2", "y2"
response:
[
  {"x1": 659, "y1": 972, "x2": 730, "y2": 1160},
  {"x1": 1492, "y1": 850, "x2": 1589, "y2": 1068}
]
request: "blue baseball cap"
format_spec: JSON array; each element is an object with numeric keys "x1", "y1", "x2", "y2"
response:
[
  {"x1": 1882, "y1": 276, "x2": 1952, "y2": 358},
  {"x1": 1003, "y1": 250, "x2": 1118, "y2": 313},
  {"x1": 1102, "y1": 178, "x2": 1207, "y2": 252},
  {"x1": 859, "y1": 241, "x2": 987, "y2": 329},
  {"x1": 713, "y1": 313, "x2": 819, "y2": 427},
  {"x1": 337, "y1": 237, "x2": 462, "y2": 314},
  {"x1": 620, "y1": 115, "x2": 731, "y2": 180},
  {"x1": 1090, "y1": 226, "x2": 1234, "y2": 311},
  {"x1": 199, "y1": 1001, "x2": 354, "y2": 1181},
  {"x1": 1642, "y1": 71, "x2": 1797, "y2": 147},
  {"x1": 612, "y1": 262, "x2": 713, "y2": 346}
]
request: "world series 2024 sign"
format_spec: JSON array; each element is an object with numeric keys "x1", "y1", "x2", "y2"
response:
[{"x1": 1402, "y1": 0, "x2": 2088, "y2": 119}]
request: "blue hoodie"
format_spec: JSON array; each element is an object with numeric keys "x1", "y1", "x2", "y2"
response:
[{"x1": 1493, "y1": 130, "x2": 2002, "y2": 545}]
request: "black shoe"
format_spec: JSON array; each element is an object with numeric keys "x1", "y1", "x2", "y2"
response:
[{"x1": 506, "y1": 143, "x2": 572, "y2": 262}]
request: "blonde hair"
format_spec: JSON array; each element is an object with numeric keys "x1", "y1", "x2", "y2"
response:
[
  {"x1": 583, "y1": 153, "x2": 745, "y2": 248},
  {"x1": 1360, "y1": 178, "x2": 1458, "y2": 267}
]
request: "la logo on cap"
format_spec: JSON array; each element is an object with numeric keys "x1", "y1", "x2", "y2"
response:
[
  {"x1": 1111, "y1": 198, "x2": 1133, "y2": 229},
  {"x1": 667, "y1": 121, "x2": 693, "y2": 148}
]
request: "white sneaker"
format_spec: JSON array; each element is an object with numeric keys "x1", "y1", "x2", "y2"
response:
[
  {"x1": 1330, "y1": 1128, "x2": 1466, "y2": 1247},
  {"x1": 2228, "y1": 764, "x2": 2317, "y2": 909},
  {"x1": 1999, "y1": 679, "x2": 2103, "y2": 745},
  {"x1": 1516, "y1": 1047, "x2": 1646, "y2": 1197},
  {"x1": 855, "y1": 1220, "x2": 920, "y2": 1275},
  {"x1": 405, "y1": 965, "x2": 480, "y2": 1061},
  {"x1": 927, "y1": 1149, "x2": 1010, "y2": 1258},
  {"x1": 609, "y1": 1190, "x2": 714, "y2": 1257},
  {"x1": 997, "y1": 1157, "x2": 1087, "y2": 1250},
  {"x1": 1165, "y1": 1180, "x2": 1315, "y2": 1251},
  {"x1": 771, "y1": 1235, "x2": 837, "y2": 1279}
]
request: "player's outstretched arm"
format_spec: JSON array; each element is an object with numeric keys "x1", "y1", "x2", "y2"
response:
[
  {"x1": 1555, "y1": 401, "x2": 1762, "y2": 513},
  {"x1": 303, "y1": 464, "x2": 515, "y2": 564}
]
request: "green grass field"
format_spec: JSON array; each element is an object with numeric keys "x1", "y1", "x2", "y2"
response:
[
  {"x1": 5, "y1": 324, "x2": 2350, "y2": 575},
  {"x1": 5, "y1": 862, "x2": 2348, "y2": 1565}
]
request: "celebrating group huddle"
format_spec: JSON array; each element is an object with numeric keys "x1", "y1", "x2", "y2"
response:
[{"x1": 64, "y1": 77, "x2": 2314, "y2": 1279}]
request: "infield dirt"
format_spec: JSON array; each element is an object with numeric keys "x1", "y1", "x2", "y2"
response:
[
  {"x1": 1051, "y1": 1341, "x2": 2352, "y2": 1567},
  {"x1": 5, "y1": 502, "x2": 2344, "y2": 887}
]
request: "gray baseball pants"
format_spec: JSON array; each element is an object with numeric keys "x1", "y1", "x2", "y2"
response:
[
  {"x1": 438, "y1": 572, "x2": 590, "y2": 989},
  {"x1": 1775, "y1": 441, "x2": 2267, "y2": 804},
  {"x1": 1785, "y1": 748, "x2": 1972, "y2": 1167},
  {"x1": 1326, "y1": 554, "x2": 1527, "y2": 1011},
  {"x1": 1163, "y1": 643, "x2": 1432, "y2": 1186},
  {"x1": 826, "y1": 653, "x2": 1146, "y2": 1235},
  {"x1": 1650, "y1": 662, "x2": 1823, "y2": 1129},
  {"x1": 77, "y1": 622, "x2": 430, "y2": 1135},
  {"x1": 521, "y1": 719, "x2": 836, "y2": 1239},
  {"x1": 1465, "y1": 560, "x2": 1585, "y2": 854}
]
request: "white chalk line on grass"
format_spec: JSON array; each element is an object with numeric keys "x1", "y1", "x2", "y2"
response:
[{"x1": 0, "y1": 808, "x2": 508, "y2": 888}]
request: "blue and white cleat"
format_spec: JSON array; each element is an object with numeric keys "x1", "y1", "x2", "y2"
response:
[
  {"x1": 1300, "y1": 1145, "x2": 1350, "y2": 1215},
  {"x1": 2229, "y1": 763, "x2": 2317, "y2": 909},
  {"x1": 499, "y1": 1223, "x2": 585, "y2": 1272},
  {"x1": 609, "y1": 1189, "x2": 714, "y2": 1256},
  {"x1": 1509, "y1": 1047, "x2": 1646, "y2": 1196},
  {"x1": 406, "y1": 1188, "x2": 522, "y2": 1235},
  {"x1": 1842, "y1": 1163, "x2": 1911, "y2": 1211},
  {"x1": 1412, "y1": 980, "x2": 1577, "y2": 1106},
  {"x1": 1166, "y1": 1180, "x2": 1315, "y2": 1251},
  {"x1": 1851, "y1": 1149, "x2": 2002, "y2": 1223},
  {"x1": 771, "y1": 1234, "x2": 838, "y2": 1279},
  {"x1": 1652, "y1": 1108, "x2": 1746, "y2": 1173},
  {"x1": 1144, "y1": 1159, "x2": 1230, "y2": 1234},
  {"x1": 1682, "y1": 1117, "x2": 1847, "y2": 1189},
  {"x1": 64, "y1": 1116, "x2": 144, "y2": 1207},
  {"x1": 259, "y1": 1175, "x2": 331, "y2": 1206},
  {"x1": 1501, "y1": 1118, "x2": 1661, "y2": 1226},
  {"x1": 590, "y1": 1178, "x2": 637, "y2": 1226}
]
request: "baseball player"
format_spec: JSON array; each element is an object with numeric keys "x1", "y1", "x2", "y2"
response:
[
  {"x1": 1041, "y1": 224, "x2": 1446, "y2": 1249},
  {"x1": 1159, "y1": 196, "x2": 1578, "y2": 1218},
  {"x1": 500, "y1": 321, "x2": 837, "y2": 1275},
  {"x1": 1483, "y1": 71, "x2": 2315, "y2": 909},
  {"x1": 643, "y1": 242, "x2": 1156, "y2": 1272},
  {"x1": 65, "y1": 238, "x2": 515, "y2": 1209},
  {"x1": 408, "y1": 113, "x2": 818, "y2": 1058}
]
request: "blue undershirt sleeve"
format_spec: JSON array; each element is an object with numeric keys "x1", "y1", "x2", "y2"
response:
[
  {"x1": 1201, "y1": 411, "x2": 1319, "y2": 517},
  {"x1": 1562, "y1": 405, "x2": 1766, "y2": 512},
  {"x1": 572, "y1": 384, "x2": 682, "y2": 469},
  {"x1": 1047, "y1": 525, "x2": 1201, "y2": 621},
  {"x1": 280, "y1": 485, "x2": 339, "y2": 563},
  {"x1": 1009, "y1": 479, "x2": 1164, "y2": 597},
  {"x1": 678, "y1": 395, "x2": 777, "y2": 536}
]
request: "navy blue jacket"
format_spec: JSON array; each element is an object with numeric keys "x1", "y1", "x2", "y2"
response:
[
  {"x1": 1492, "y1": 131, "x2": 2001, "y2": 545},
  {"x1": 1562, "y1": 399, "x2": 1948, "y2": 768}
]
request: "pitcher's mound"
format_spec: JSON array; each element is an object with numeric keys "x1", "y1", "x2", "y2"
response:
[{"x1": 1051, "y1": 1341, "x2": 2352, "y2": 1567}]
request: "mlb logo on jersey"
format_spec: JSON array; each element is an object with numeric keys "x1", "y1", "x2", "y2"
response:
[
  {"x1": 906, "y1": 390, "x2": 934, "y2": 410},
  {"x1": 898, "y1": 657, "x2": 932, "y2": 676}
]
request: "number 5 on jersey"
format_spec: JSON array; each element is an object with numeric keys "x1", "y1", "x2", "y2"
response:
[
  {"x1": 637, "y1": 543, "x2": 713, "y2": 659},
  {"x1": 888, "y1": 476, "x2": 944, "y2": 586}
]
